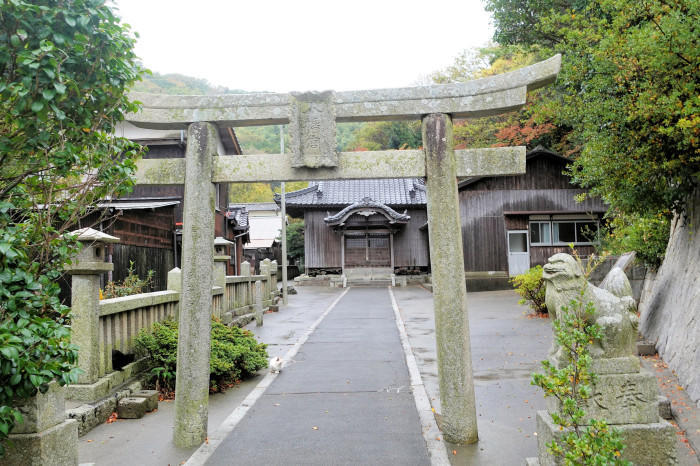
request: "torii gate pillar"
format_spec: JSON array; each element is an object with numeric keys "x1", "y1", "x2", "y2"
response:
[
  {"x1": 423, "y1": 113, "x2": 477, "y2": 443},
  {"x1": 173, "y1": 122, "x2": 217, "y2": 447}
]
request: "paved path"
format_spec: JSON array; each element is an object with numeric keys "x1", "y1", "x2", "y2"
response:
[{"x1": 205, "y1": 287, "x2": 430, "y2": 465}]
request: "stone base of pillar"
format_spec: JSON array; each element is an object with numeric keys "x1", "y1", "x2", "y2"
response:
[
  {"x1": 532, "y1": 410, "x2": 677, "y2": 466},
  {"x1": 2, "y1": 419, "x2": 78, "y2": 466}
]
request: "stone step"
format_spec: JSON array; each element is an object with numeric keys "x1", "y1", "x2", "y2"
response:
[
  {"x1": 130, "y1": 390, "x2": 159, "y2": 412},
  {"x1": 346, "y1": 280, "x2": 393, "y2": 287},
  {"x1": 117, "y1": 397, "x2": 148, "y2": 419}
]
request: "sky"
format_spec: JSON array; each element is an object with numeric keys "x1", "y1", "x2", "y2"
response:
[{"x1": 113, "y1": 0, "x2": 494, "y2": 93}]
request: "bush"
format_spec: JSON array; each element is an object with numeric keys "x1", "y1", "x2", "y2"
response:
[
  {"x1": 510, "y1": 265, "x2": 547, "y2": 315},
  {"x1": 135, "y1": 319, "x2": 268, "y2": 394},
  {"x1": 598, "y1": 212, "x2": 670, "y2": 270},
  {"x1": 102, "y1": 261, "x2": 154, "y2": 299}
]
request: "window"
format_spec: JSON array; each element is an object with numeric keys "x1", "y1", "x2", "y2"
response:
[
  {"x1": 529, "y1": 222, "x2": 551, "y2": 245},
  {"x1": 215, "y1": 183, "x2": 221, "y2": 211},
  {"x1": 529, "y1": 219, "x2": 599, "y2": 246},
  {"x1": 553, "y1": 222, "x2": 576, "y2": 243}
]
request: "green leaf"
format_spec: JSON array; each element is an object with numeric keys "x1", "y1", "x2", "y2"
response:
[
  {"x1": 0, "y1": 346, "x2": 19, "y2": 360},
  {"x1": 42, "y1": 89, "x2": 56, "y2": 101},
  {"x1": 54, "y1": 83, "x2": 66, "y2": 94},
  {"x1": 65, "y1": 16, "x2": 76, "y2": 27},
  {"x1": 10, "y1": 373, "x2": 21, "y2": 385},
  {"x1": 31, "y1": 101, "x2": 44, "y2": 113}
]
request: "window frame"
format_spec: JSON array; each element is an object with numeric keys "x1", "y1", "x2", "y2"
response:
[
  {"x1": 529, "y1": 221, "x2": 552, "y2": 246},
  {"x1": 528, "y1": 219, "x2": 600, "y2": 246}
]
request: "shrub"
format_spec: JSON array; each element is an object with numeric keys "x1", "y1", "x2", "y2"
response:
[
  {"x1": 135, "y1": 319, "x2": 268, "y2": 394},
  {"x1": 598, "y1": 212, "x2": 670, "y2": 270},
  {"x1": 102, "y1": 261, "x2": 154, "y2": 299},
  {"x1": 510, "y1": 265, "x2": 547, "y2": 315}
]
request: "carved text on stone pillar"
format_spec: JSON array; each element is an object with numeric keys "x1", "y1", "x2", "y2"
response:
[{"x1": 289, "y1": 91, "x2": 337, "y2": 168}]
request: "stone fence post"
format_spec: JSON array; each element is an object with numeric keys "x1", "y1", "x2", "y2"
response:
[
  {"x1": 213, "y1": 237, "x2": 234, "y2": 290},
  {"x1": 260, "y1": 258, "x2": 271, "y2": 301},
  {"x1": 167, "y1": 267, "x2": 182, "y2": 320},
  {"x1": 241, "y1": 260, "x2": 251, "y2": 307},
  {"x1": 254, "y1": 280, "x2": 263, "y2": 327},
  {"x1": 65, "y1": 228, "x2": 119, "y2": 385},
  {"x1": 270, "y1": 260, "x2": 278, "y2": 296}
]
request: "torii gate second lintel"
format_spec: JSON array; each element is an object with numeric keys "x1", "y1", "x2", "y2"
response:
[{"x1": 136, "y1": 55, "x2": 562, "y2": 449}]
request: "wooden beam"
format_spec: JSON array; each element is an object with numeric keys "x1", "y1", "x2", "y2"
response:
[{"x1": 134, "y1": 147, "x2": 526, "y2": 185}]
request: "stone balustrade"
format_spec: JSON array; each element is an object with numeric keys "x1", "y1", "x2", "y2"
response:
[
  {"x1": 67, "y1": 259, "x2": 278, "y2": 405},
  {"x1": 97, "y1": 290, "x2": 179, "y2": 375}
]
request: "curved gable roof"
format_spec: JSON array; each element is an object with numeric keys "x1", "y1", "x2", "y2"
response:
[{"x1": 324, "y1": 197, "x2": 411, "y2": 226}]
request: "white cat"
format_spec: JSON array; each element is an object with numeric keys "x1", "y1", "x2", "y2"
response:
[{"x1": 269, "y1": 357, "x2": 283, "y2": 373}]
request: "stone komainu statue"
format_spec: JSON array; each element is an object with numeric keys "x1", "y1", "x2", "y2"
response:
[{"x1": 542, "y1": 253, "x2": 638, "y2": 361}]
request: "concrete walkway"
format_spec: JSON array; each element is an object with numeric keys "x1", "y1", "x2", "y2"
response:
[
  {"x1": 78, "y1": 287, "x2": 345, "y2": 466},
  {"x1": 393, "y1": 286, "x2": 551, "y2": 465},
  {"x1": 204, "y1": 287, "x2": 430, "y2": 465}
]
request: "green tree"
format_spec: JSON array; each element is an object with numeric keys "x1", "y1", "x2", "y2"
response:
[
  {"x1": 485, "y1": 0, "x2": 699, "y2": 235},
  {"x1": 0, "y1": 0, "x2": 143, "y2": 453},
  {"x1": 345, "y1": 121, "x2": 422, "y2": 151},
  {"x1": 285, "y1": 220, "x2": 305, "y2": 266}
]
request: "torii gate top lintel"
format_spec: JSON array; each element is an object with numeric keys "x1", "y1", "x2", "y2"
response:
[
  {"x1": 129, "y1": 54, "x2": 560, "y2": 183},
  {"x1": 128, "y1": 54, "x2": 559, "y2": 129}
]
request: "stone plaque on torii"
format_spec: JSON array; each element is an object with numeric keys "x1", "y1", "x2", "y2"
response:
[{"x1": 126, "y1": 55, "x2": 561, "y2": 448}]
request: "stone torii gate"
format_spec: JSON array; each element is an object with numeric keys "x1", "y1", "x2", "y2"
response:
[{"x1": 127, "y1": 55, "x2": 560, "y2": 448}]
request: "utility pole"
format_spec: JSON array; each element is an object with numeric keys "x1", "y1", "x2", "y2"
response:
[{"x1": 280, "y1": 125, "x2": 288, "y2": 305}]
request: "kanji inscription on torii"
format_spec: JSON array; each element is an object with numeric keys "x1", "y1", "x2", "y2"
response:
[{"x1": 125, "y1": 54, "x2": 561, "y2": 448}]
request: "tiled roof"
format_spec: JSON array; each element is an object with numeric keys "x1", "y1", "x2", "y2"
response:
[
  {"x1": 225, "y1": 206, "x2": 249, "y2": 230},
  {"x1": 275, "y1": 178, "x2": 426, "y2": 207}
]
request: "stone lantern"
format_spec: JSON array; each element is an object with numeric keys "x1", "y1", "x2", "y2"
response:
[
  {"x1": 213, "y1": 236, "x2": 234, "y2": 288},
  {"x1": 64, "y1": 228, "x2": 119, "y2": 385}
]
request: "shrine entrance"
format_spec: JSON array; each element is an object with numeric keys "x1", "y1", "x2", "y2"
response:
[{"x1": 126, "y1": 54, "x2": 561, "y2": 448}]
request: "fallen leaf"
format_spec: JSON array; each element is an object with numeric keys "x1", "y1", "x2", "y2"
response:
[
  {"x1": 452, "y1": 450, "x2": 457, "y2": 456},
  {"x1": 87, "y1": 440, "x2": 93, "y2": 443},
  {"x1": 205, "y1": 437, "x2": 209, "y2": 444},
  {"x1": 312, "y1": 426, "x2": 319, "y2": 430}
]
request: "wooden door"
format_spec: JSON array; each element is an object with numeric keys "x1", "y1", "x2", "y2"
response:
[{"x1": 344, "y1": 233, "x2": 391, "y2": 268}]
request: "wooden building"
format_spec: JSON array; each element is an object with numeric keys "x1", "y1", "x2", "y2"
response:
[
  {"x1": 232, "y1": 202, "x2": 282, "y2": 273},
  {"x1": 279, "y1": 179, "x2": 429, "y2": 275},
  {"x1": 458, "y1": 146, "x2": 607, "y2": 276},
  {"x1": 107, "y1": 122, "x2": 249, "y2": 286}
]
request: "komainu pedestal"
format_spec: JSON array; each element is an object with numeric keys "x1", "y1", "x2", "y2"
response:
[{"x1": 526, "y1": 253, "x2": 677, "y2": 465}]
